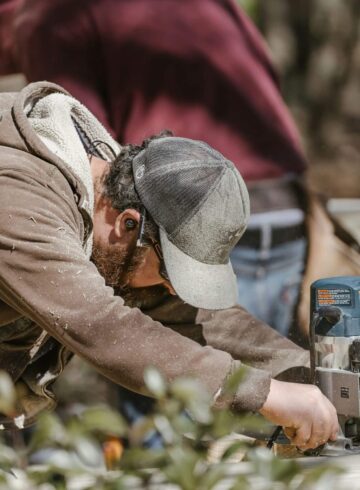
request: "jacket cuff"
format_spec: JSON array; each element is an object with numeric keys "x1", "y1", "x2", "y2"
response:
[
  {"x1": 232, "y1": 364, "x2": 272, "y2": 412},
  {"x1": 275, "y1": 365, "x2": 311, "y2": 384},
  {"x1": 213, "y1": 360, "x2": 272, "y2": 413}
]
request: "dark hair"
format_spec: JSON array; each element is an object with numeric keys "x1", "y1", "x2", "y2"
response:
[{"x1": 102, "y1": 131, "x2": 173, "y2": 240}]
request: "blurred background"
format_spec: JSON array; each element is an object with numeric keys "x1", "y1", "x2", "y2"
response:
[
  {"x1": 238, "y1": 0, "x2": 360, "y2": 201},
  {"x1": 2, "y1": 0, "x2": 359, "y2": 197},
  {"x1": 239, "y1": 0, "x2": 360, "y2": 239}
]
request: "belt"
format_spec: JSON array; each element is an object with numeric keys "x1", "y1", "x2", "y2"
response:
[
  {"x1": 239, "y1": 222, "x2": 305, "y2": 249},
  {"x1": 247, "y1": 177, "x2": 303, "y2": 214}
]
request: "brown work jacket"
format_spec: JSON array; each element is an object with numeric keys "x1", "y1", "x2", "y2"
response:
[{"x1": 0, "y1": 82, "x2": 308, "y2": 428}]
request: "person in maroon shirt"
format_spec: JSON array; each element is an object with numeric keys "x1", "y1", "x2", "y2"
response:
[{"x1": 6, "y1": 0, "x2": 310, "y2": 445}]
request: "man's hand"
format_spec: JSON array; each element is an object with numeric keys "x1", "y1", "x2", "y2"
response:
[{"x1": 259, "y1": 379, "x2": 339, "y2": 450}]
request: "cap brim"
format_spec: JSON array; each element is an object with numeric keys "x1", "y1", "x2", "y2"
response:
[{"x1": 160, "y1": 229, "x2": 238, "y2": 310}]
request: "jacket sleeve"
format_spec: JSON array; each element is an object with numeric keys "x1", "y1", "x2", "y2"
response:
[
  {"x1": 140, "y1": 295, "x2": 310, "y2": 411},
  {"x1": 0, "y1": 166, "x2": 271, "y2": 412},
  {"x1": 200, "y1": 305, "x2": 311, "y2": 410},
  {"x1": 198, "y1": 307, "x2": 310, "y2": 380},
  {"x1": 140, "y1": 294, "x2": 310, "y2": 375}
]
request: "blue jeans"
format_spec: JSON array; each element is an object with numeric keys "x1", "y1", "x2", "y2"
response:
[{"x1": 230, "y1": 238, "x2": 307, "y2": 337}]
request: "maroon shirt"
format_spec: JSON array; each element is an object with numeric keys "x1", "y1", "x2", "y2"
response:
[
  {"x1": 0, "y1": 0, "x2": 18, "y2": 74},
  {"x1": 14, "y1": 0, "x2": 307, "y2": 180}
]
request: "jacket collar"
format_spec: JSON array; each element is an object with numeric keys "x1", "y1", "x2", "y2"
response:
[{"x1": 11, "y1": 82, "x2": 120, "y2": 256}]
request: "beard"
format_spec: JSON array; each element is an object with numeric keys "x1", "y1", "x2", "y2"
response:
[
  {"x1": 91, "y1": 240, "x2": 172, "y2": 307},
  {"x1": 91, "y1": 240, "x2": 147, "y2": 293}
]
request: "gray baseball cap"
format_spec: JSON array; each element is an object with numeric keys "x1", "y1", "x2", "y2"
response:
[{"x1": 132, "y1": 137, "x2": 250, "y2": 309}]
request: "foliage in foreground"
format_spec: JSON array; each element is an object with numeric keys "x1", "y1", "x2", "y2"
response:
[{"x1": 0, "y1": 369, "x2": 342, "y2": 489}]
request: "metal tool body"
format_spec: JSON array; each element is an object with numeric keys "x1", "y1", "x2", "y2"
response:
[{"x1": 310, "y1": 276, "x2": 360, "y2": 455}]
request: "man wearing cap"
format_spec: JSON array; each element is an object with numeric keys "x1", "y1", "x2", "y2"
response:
[{"x1": 0, "y1": 82, "x2": 337, "y2": 449}]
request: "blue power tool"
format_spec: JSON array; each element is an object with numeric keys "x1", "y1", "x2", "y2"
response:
[{"x1": 310, "y1": 276, "x2": 360, "y2": 454}]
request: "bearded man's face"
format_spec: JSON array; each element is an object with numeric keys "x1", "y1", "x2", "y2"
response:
[
  {"x1": 91, "y1": 240, "x2": 147, "y2": 290},
  {"x1": 91, "y1": 236, "x2": 177, "y2": 303}
]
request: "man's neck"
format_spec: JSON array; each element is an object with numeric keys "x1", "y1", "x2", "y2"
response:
[
  {"x1": 89, "y1": 155, "x2": 112, "y2": 218},
  {"x1": 89, "y1": 154, "x2": 108, "y2": 190}
]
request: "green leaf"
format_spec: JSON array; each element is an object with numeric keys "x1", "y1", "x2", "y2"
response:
[
  {"x1": 0, "y1": 371, "x2": 16, "y2": 416},
  {"x1": 298, "y1": 464, "x2": 344, "y2": 488},
  {"x1": 224, "y1": 366, "x2": 247, "y2": 395},
  {"x1": 210, "y1": 411, "x2": 263, "y2": 439},
  {"x1": 171, "y1": 378, "x2": 211, "y2": 406},
  {"x1": 237, "y1": 0, "x2": 259, "y2": 21},
  {"x1": 171, "y1": 413, "x2": 196, "y2": 437},
  {"x1": 210, "y1": 410, "x2": 238, "y2": 438},
  {"x1": 143, "y1": 367, "x2": 166, "y2": 398},
  {"x1": 29, "y1": 412, "x2": 68, "y2": 450},
  {"x1": 231, "y1": 474, "x2": 252, "y2": 490},
  {"x1": 221, "y1": 440, "x2": 247, "y2": 461},
  {"x1": 249, "y1": 447, "x2": 300, "y2": 483},
  {"x1": 80, "y1": 406, "x2": 126, "y2": 437},
  {"x1": 72, "y1": 435, "x2": 103, "y2": 467},
  {"x1": 28, "y1": 449, "x2": 83, "y2": 473},
  {"x1": 153, "y1": 415, "x2": 176, "y2": 445},
  {"x1": 164, "y1": 448, "x2": 200, "y2": 490},
  {"x1": 197, "y1": 464, "x2": 227, "y2": 490},
  {"x1": 171, "y1": 379, "x2": 214, "y2": 425},
  {"x1": 0, "y1": 443, "x2": 18, "y2": 472},
  {"x1": 128, "y1": 416, "x2": 156, "y2": 447},
  {"x1": 120, "y1": 447, "x2": 167, "y2": 470}
]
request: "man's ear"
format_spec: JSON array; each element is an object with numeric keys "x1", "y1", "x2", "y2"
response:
[{"x1": 114, "y1": 209, "x2": 141, "y2": 241}]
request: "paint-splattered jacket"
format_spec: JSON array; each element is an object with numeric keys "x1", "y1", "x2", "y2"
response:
[{"x1": 0, "y1": 82, "x2": 309, "y2": 429}]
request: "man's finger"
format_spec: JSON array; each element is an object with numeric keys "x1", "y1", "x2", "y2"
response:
[
  {"x1": 330, "y1": 421, "x2": 339, "y2": 441},
  {"x1": 304, "y1": 419, "x2": 334, "y2": 450},
  {"x1": 283, "y1": 427, "x2": 296, "y2": 441},
  {"x1": 288, "y1": 424, "x2": 312, "y2": 448}
]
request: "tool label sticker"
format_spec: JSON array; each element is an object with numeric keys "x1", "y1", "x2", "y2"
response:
[{"x1": 317, "y1": 288, "x2": 353, "y2": 306}]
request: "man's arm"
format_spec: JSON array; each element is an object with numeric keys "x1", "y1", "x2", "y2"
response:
[
  {"x1": 143, "y1": 294, "x2": 338, "y2": 448},
  {"x1": 143, "y1": 295, "x2": 309, "y2": 380},
  {"x1": 198, "y1": 306, "x2": 310, "y2": 379}
]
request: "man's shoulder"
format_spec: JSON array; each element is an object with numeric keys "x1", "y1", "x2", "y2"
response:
[
  {"x1": 0, "y1": 91, "x2": 17, "y2": 109},
  {"x1": 0, "y1": 145, "x2": 79, "y2": 224},
  {"x1": 0, "y1": 144, "x2": 64, "y2": 182}
]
